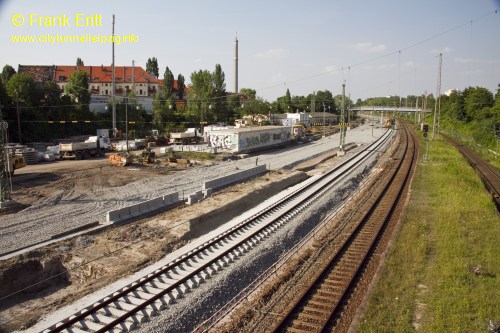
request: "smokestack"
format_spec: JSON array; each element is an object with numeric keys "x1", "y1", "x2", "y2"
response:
[{"x1": 234, "y1": 36, "x2": 238, "y2": 95}]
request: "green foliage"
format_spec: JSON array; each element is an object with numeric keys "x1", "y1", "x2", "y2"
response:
[
  {"x1": 436, "y1": 85, "x2": 498, "y2": 153},
  {"x1": 186, "y1": 69, "x2": 214, "y2": 123},
  {"x1": 163, "y1": 66, "x2": 174, "y2": 98},
  {"x1": 177, "y1": 74, "x2": 185, "y2": 100},
  {"x1": 240, "y1": 88, "x2": 256, "y2": 100},
  {"x1": 212, "y1": 64, "x2": 227, "y2": 122},
  {"x1": 462, "y1": 86, "x2": 494, "y2": 121},
  {"x1": 333, "y1": 94, "x2": 353, "y2": 112},
  {"x1": 42, "y1": 81, "x2": 62, "y2": 109},
  {"x1": 64, "y1": 70, "x2": 90, "y2": 113},
  {"x1": 105, "y1": 92, "x2": 150, "y2": 137},
  {"x1": 145, "y1": 57, "x2": 159, "y2": 78},
  {"x1": 6, "y1": 72, "x2": 39, "y2": 106},
  {"x1": 285, "y1": 88, "x2": 291, "y2": 107},
  {"x1": 76, "y1": 57, "x2": 84, "y2": 66},
  {"x1": 1, "y1": 65, "x2": 16, "y2": 85},
  {"x1": 275, "y1": 90, "x2": 335, "y2": 114},
  {"x1": 152, "y1": 95, "x2": 170, "y2": 133},
  {"x1": 358, "y1": 136, "x2": 500, "y2": 332},
  {"x1": 313, "y1": 90, "x2": 336, "y2": 113}
]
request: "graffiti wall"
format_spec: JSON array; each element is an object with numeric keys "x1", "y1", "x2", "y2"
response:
[
  {"x1": 208, "y1": 134, "x2": 237, "y2": 150},
  {"x1": 237, "y1": 127, "x2": 292, "y2": 152},
  {"x1": 206, "y1": 127, "x2": 292, "y2": 153}
]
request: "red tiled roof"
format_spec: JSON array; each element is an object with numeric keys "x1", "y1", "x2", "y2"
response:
[
  {"x1": 20, "y1": 65, "x2": 189, "y2": 94},
  {"x1": 54, "y1": 65, "x2": 160, "y2": 84},
  {"x1": 18, "y1": 65, "x2": 56, "y2": 82}
]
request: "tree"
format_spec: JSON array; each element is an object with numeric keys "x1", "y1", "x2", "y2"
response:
[
  {"x1": 76, "y1": 57, "x2": 84, "y2": 66},
  {"x1": 5, "y1": 73, "x2": 40, "y2": 142},
  {"x1": 226, "y1": 93, "x2": 240, "y2": 123},
  {"x1": 64, "y1": 70, "x2": 90, "y2": 113},
  {"x1": 463, "y1": 86, "x2": 494, "y2": 121},
  {"x1": 1, "y1": 65, "x2": 16, "y2": 85},
  {"x1": 42, "y1": 81, "x2": 62, "y2": 106},
  {"x1": 146, "y1": 57, "x2": 159, "y2": 78},
  {"x1": 211, "y1": 64, "x2": 227, "y2": 122},
  {"x1": 285, "y1": 89, "x2": 292, "y2": 107},
  {"x1": 177, "y1": 74, "x2": 185, "y2": 100},
  {"x1": 162, "y1": 66, "x2": 174, "y2": 98},
  {"x1": 334, "y1": 94, "x2": 353, "y2": 113},
  {"x1": 443, "y1": 90, "x2": 466, "y2": 122},
  {"x1": 188, "y1": 70, "x2": 214, "y2": 125},
  {"x1": 315, "y1": 90, "x2": 336, "y2": 113},
  {"x1": 6, "y1": 73, "x2": 39, "y2": 106},
  {"x1": 240, "y1": 88, "x2": 256, "y2": 100}
]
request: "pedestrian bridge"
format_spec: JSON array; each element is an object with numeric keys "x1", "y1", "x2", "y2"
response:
[{"x1": 351, "y1": 106, "x2": 430, "y2": 113}]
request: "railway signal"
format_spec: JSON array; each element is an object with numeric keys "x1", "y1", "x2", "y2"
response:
[{"x1": 423, "y1": 123, "x2": 429, "y2": 161}]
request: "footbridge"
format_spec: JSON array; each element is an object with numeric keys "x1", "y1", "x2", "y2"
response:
[{"x1": 351, "y1": 106, "x2": 430, "y2": 113}]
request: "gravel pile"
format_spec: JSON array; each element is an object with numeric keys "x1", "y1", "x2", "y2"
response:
[{"x1": 0, "y1": 123, "x2": 387, "y2": 256}]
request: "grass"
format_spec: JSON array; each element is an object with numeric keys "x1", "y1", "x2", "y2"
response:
[{"x1": 357, "y1": 132, "x2": 500, "y2": 333}]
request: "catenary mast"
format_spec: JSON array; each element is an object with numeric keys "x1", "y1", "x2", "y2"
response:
[{"x1": 234, "y1": 36, "x2": 238, "y2": 95}]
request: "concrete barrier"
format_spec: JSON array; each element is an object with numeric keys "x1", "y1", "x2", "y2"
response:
[
  {"x1": 187, "y1": 191, "x2": 204, "y2": 205},
  {"x1": 163, "y1": 193, "x2": 179, "y2": 205},
  {"x1": 167, "y1": 145, "x2": 217, "y2": 154},
  {"x1": 203, "y1": 188, "x2": 213, "y2": 199},
  {"x1": 202, "y1": 165, "x2": 267, "y2": 191},
  {"x1": 106, "y1": 192, "x2": 182, "y2": 224}
]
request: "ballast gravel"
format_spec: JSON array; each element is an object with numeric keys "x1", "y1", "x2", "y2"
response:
[{"x1": 0, "y1": 123, "x2": 386, "y2": 258}]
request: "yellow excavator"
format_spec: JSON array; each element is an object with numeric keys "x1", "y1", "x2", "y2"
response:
[{"x1": 7, "y1": 154, "x2": 26, "y2": 176}]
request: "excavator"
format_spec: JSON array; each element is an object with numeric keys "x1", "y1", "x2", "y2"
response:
[{"x1": 7, "y1": 155, "x2": 26, "y2": 176}]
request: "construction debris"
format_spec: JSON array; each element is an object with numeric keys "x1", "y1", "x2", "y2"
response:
[{"x1": 108, "y1": 153, "x2": 133, "y2": 167}]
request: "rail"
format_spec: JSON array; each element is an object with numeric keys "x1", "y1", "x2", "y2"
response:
[
  {"x1": 41, "y1": 129, "x2": 393, "y2": 333},
  {"x1": 442, "y1": 132, "x2": 500, "y2": 211}
]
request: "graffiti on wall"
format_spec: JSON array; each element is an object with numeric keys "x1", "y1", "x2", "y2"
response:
[
  {"x1": 238, "y1": 129, "x2": 292, "y2": 150},
  {"x1": 208, "y1": 134, "x2": 235, "y2": 150},
  {"x1": 241, "y1": 136, "x2": 260, "y2": 149}
]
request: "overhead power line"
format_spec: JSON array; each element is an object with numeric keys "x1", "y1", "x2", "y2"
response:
[{"x1": 257, "y1": 9, "x2": 499, "y2": 94}]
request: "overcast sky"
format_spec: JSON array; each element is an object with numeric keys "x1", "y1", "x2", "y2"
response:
[{"x1": 1, "y1": 0, "x2": 499, "y2": 102}]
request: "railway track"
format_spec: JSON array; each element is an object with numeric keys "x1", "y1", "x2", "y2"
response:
[
  {"x1": 442, "y1": 133, "x2": 500, "y2": 211},
  {"x1": 267, "y1": 122, "x2": 416, "y2": 333},
  {"x1": 199, "y1": 122, "x2": 416, "y2": 333},
  {"x1": 262, "y1": 123, "x2": 416, "y2": 332},
  {"x1": 40, "y1": 129, "x2": 393, "y2": 333}
]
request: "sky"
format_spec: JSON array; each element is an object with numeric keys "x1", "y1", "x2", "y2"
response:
[{"x1": 0, "y1": 0, "x2": 499, "y2": 102}]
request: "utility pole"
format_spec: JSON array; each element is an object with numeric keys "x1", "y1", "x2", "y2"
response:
[
  {"x1": 370, "y1": 107, "x2": 374, "y2": 138},
  {"x1": 347, "y1": 93, "x2": 351, "y2": 124},
  {"x1": 415, "y1": 96, "x2": 419, "y2": 124},
  {"x1": 322, "y1": 102, "x2": 326, "y2": 138},
  {"x1": 432, "y1": 53, "x2": 442, "y2": 140},
  {"x1": 0, "y1": 96, "x2": 13, "y2": 208},
  {"x1": 112, "y1": 14, "x2": 116, "y2": 137},
  {"x1": 339, "y1": 83, "x2": 346, "y2": 154},
  {"x1": 15, "y1": 90, "x2": 21, "y2": 144}
]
